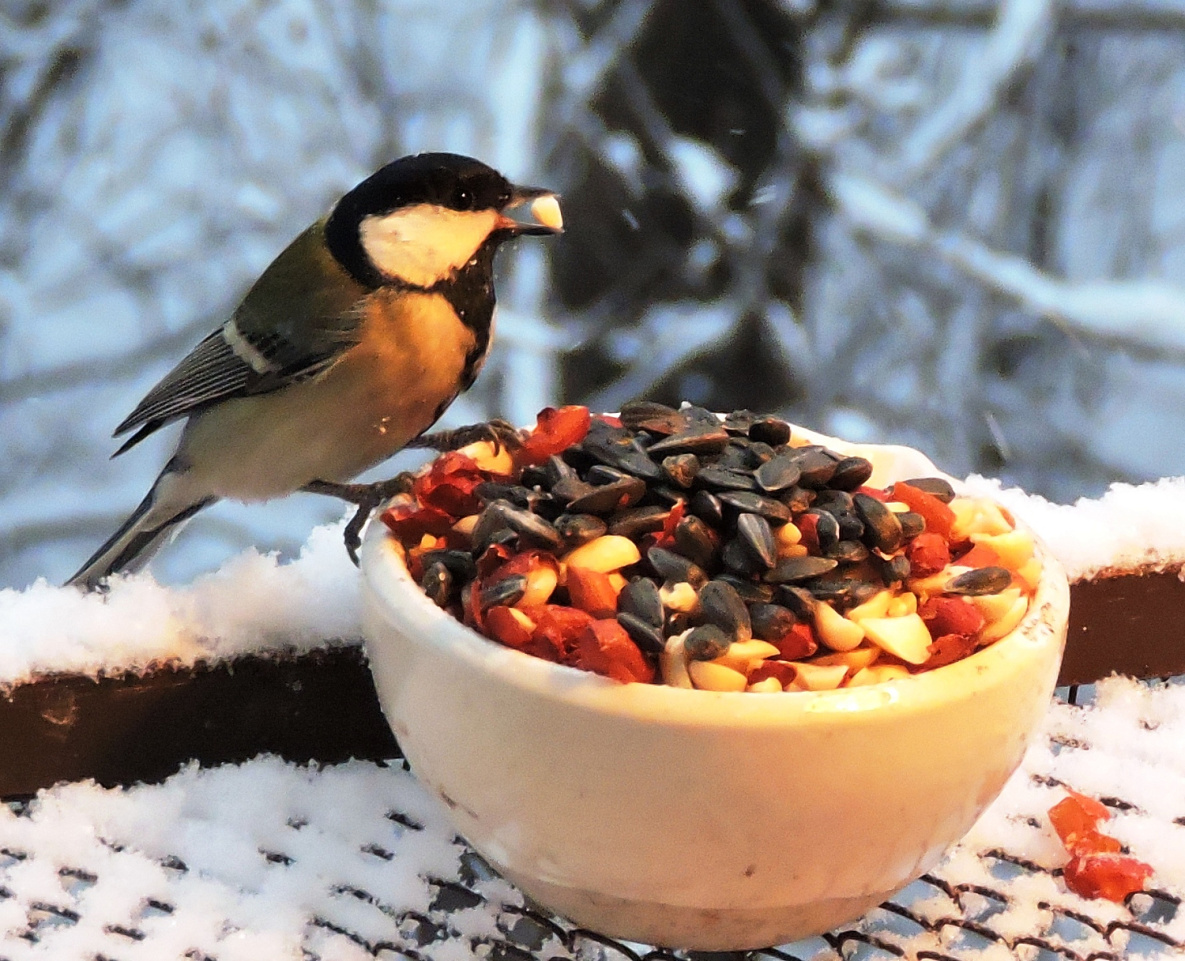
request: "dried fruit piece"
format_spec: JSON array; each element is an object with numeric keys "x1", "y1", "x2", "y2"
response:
[
  {"x1": 566, "y1": 567, "x2": 620, "y2": 617},
  {"x1": 575, "y1": 619, "x2": 655, "y2": 683},
  {"x1": 517, "y1": 406, "x2": 592, "y2": 466},
  {"x1": 1063, "y1": 853, "x2": 1152, "y2": 902},
  {"x1": 890, "y1": 481, "x2": 955, "y2": 539}
]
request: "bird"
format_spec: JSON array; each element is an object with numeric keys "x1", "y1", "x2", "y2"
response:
[{"x1": 68, "y1": 152, "x2": 563, "y2": 590}]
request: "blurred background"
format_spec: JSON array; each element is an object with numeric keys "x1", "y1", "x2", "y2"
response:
[{"x1": 4, "y1": 0, "x2": 1185, "y2": 588}]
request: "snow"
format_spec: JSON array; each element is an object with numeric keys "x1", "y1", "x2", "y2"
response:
[{"x1": 0, "y1": 516, "x2": 362, "y2": 687}]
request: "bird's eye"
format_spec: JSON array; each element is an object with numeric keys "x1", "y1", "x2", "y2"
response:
[{"x1": 455, "y1": 187, "x2": 474, "y2": 210}]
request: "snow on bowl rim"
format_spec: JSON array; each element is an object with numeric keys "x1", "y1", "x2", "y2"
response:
[{"x1": 359, "y1": 427, "x2": 1071, "y2": 950}]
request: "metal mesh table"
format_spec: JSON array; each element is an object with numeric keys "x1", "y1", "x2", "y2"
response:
[{"x1": 0, "y1": 680, "x2": 1179, "y2": 960}]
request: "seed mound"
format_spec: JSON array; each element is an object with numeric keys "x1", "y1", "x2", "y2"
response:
[{"x1": 381, "y1": 404, "x2": 1043, "y2": 691}]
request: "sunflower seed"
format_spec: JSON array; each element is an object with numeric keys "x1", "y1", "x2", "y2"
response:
[
  {"x1": 553, "y1": 513, "x2": 608, "y2": 548},
  {"x1": 616, "y1": 612, "x2": 666, "y2": 654},
  {"x1": 617, "y1": 576, "x2": 664, "y2": 626},
  {"x1": 824, "y1": 539, "x2": 870, "y2": 563},
  {"x1": 737, "y1": 513, "x2": 777, "y2": 568},
  {"x1": 789, "y1": 446, "x2": 839, "y2": 488},
  {"x1": 853, "y1": 493, "x2": 904, "y2": 554},
  {"x1": 755, "y1": 452, "x2": 802, "y2": 493},
  {"x1": 618, "y1": 401, "x2": 689, "y2": 436},
  {"x1": 747, "y1": 416, "x2": 791, "y2": 447},
  {"x1": 689, "y1": 489, "x2": 725, "y2": 527},
  {"x1": 696, "y1": 464, "x2": 757, "y2": 492},
  {"x1": 718, "y1": 491, "x2": 793, "y2": 523},
  {"x1": 500, "y1": 504, "x2": 564, "y2": 550},
  {"x1": 945, "y1": 566, "x2": 1013, "y2": 595},
  {"x1": 421, "y1": 562, "x2": 453, "y2": 607},
  {"x1": 647, "y1": 546, "x2": 708, "y2": 588},
  {"x1": 646, "y1": 424, "x2": 731, "y2": 457},
  {"x1": 672, "y1": 514, "x2": 718, "y2": 570},
  {"x1": 765, "y1": 555, "x2": 839, "y2": 584},
  {"x1": 715, "y1": 573, "x2": 774, "y2": 603},
  {"x1": 749, "y1": 603, "x2": 800, "y2": 641},
  {"x1": 566, "y1": 477, "x2": 648, "y2": 515},
  {"x1": 898, "y1": 511, "x2": 926, "y2": 539},
  {"x1": 698, "y1": 579, "x2": 752, "y2": 643},
  {"x1": 683, "y1": 623, "x2": 732, "y2": 661},
  {"x1": 609, "y1": 505, "x2": 671, "y2": 539},
  {"x1": 899, "y1": 476, "x2": 956, "y2": 503},
  {"x1": 479, "y1": 574, "x2": 528, "y2": 611},
  {"x1": 829, "y1": 456, "x2": 875, "y2": 491},
  {"x1": 661, "y1": 453, "x2": 700, "y2": 488}
]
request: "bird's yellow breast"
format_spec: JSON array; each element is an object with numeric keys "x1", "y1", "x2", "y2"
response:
[{"x1": 179, "y1": 290, "x2": 479, "y2": 499}]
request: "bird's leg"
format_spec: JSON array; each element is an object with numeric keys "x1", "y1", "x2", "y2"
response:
[
  {"x1": 301, "y1": 474, "x2": 416, "y2": 565},
  {"x1": 407, "y1": 418, "x2": 522, "y2": 455}
]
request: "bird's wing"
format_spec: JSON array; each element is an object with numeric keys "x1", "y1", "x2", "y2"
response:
[{"x1": 113, "y1": 221, "x2": 370, "y2": 456}]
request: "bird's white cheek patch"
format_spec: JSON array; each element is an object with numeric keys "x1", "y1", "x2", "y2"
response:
[{"x1": 360, "y1": 206, "x2": 499, "y2": 288}]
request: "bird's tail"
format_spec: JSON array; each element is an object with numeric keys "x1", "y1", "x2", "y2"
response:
[{"x1": 67, "y1": 471, "x2": 217, "y2": 591}]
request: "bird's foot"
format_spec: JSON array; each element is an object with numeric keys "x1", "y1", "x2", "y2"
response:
[
  {"x1": 408, "y1": 418, "x2": 523, "y2": 455},
  {"x1": 302, "y1": 474, "x2": 415, "y2": 566}
]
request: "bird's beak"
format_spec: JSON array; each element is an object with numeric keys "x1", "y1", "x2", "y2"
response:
[{"x1": 498, "y1": 185, "x2": 564, "y2": 235}]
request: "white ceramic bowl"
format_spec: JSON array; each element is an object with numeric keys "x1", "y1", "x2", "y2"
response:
[{"x1": 361, "y1": 431, "x2": 1069, "y2": 950}]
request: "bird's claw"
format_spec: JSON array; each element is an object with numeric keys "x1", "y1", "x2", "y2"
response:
[
  {"x1": 410, "y1": 418, "x2": 523, "y2": 456},
  {"x1": 301, "y1": 474, "x2": 415, "y2": 566}
]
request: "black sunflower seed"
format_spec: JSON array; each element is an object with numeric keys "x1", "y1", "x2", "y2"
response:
[
  {"x1": 824, "y1": 539, "x2": 870, "y2": 563},
  {"x1": 543, "y1": 454, "x2": 577, "y2": 487},
  {"x1": 715, "y1": 573, "x2": 774, "y2": 604},
  {"x1": 803, "y1": 508, "x2": 841, "y2": 553},
  {"x1": 661, "y1": 453, "x2": 700, "y2": 488},
  {"x1": 420, "y1": 562, "x2": 453, "y2": 608},
  {"x1": 899, "y1": 476, "x2": 956, "y2": 503},
  {"x1": 721, "y1": 537, "x2": 765, "y2": 576},
  {"x1": 755, "y1": 453, "x2": 802, "y2": 493},
  {"x1": 774, "y1": 585, "x2": 817, "y2": 618},
  {"x1": 683, "y1": 623, "x2": 732, "y2": 661},
  {"x1": 579, "y1": 421, "x2": 664, "y2": 480},
  {"x1": 695, "y1": 465, "x2": 757, "y2": 492},
  {"x1": 499, "y1": 504, "x2": 564, "y2": 551},
  {"x1": 553, "y1": 513, "x2": 608, "y2": 548},
  {"x1": 566, "y1": 477, "x2": 648, "y2": 515},
  {"x1": 609, "y1": 505, "x2": 671, "y2": 539},
  {"x1": 645, "y1": 424, "x2": 731, "y2": 457},
  {"x1": 829, "y1": 456, "x2": 875, "y2": 491},
  {"x1": 880, "y1": 553, "x2": 911, "y2": 585},
  {"x1": 722, "y1": 409, "x2": 757, "y2": 435},
  {"x1": 749, "y1": 603, "x2": 800, "y2": 641},
  {"x1": 618, "y1": 401, "x2": 689, "y2": 436},
  {"x1": 419, "y1": 549, "x2": 477, "y2": 585},
  {"x1": 718, "y1": 491, "x2": 793, "y2": 523},
  {"x1": 737, "y1": 513, "x2": 777, "y2": 569},
  {"x1": 479, "y1": 574, "x2": 527, "y2": 611},
  {"x1": 945, "y1": 566, "x2": 1013, "y2": 596},
  {"x1": 647, "y1": 546, "x2": 708, "y2": 588},
  {"x1": 764, "y1": 555, "x2": 839, "y2": 584},
  {"x1": 672, "y1": 515, "x2": 718, "y2": 570},
  {"x1": 689, "y1": 489, "x2": 725, "y2": 527},
  {"x1": 898, "y1": 511, "x2": 926, "y2": 539},
  {"x1": 747, "y1": 416, "x2": 791, "y2": 447},
  {"x1": 788, "y1": 446, "x2": 838, "y2": 488},
  {"x1": 471, "y1": 500, "x2": 515, "y2": 553},
  {"x1": 617, "y1": 576, "x2": 664, "y2": 626},
  {"x1": 698, "y1": 579, "x2": 752, "y2": 644},
  {"x1": 853, "y1": 493, "x2": 904, "y2": 554},
  {"x1": 616, "y1": 612, "x2": 666, "y2": 654}
]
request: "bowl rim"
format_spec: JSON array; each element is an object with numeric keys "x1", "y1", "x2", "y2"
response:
[{"x1": 361, "y1": 427, "x2": 1070, "y2": 729}]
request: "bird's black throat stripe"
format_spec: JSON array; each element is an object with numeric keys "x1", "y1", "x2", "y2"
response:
[{"x1": 435, "y1": 242, "x2": 499, "y2": 390}]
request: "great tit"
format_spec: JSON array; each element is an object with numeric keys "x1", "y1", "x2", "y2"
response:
[{"x1": 68, "y1": 152, "x2": 563, "y2": 590}]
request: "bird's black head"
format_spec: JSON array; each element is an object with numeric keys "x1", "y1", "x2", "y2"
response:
[{"x1": 325, "y1": 152, "x2": 561, "y2": 289}]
